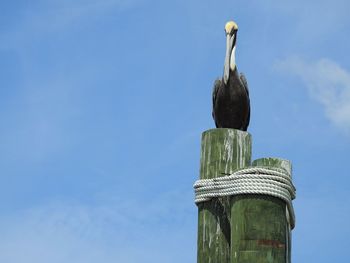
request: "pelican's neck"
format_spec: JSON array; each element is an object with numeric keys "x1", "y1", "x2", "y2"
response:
[{"x1": 230, "y1": 46, "x2": 236, "y2": 71}]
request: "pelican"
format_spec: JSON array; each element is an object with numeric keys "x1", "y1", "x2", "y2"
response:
[{"x1": 212, "y1": 21, "x2": 250, "y2": 130}]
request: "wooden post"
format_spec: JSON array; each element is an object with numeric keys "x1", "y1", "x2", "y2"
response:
[
  {"x1": 197, "y1": 128, "x2": 252, "y2": 263},
  {"x1": 230, "y1": 157, "x2": 292, "y2": 263}
]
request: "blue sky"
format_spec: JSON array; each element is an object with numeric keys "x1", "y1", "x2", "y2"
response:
[{"x1": 1, "y1": 0, "x2": 350, "y2": 262}]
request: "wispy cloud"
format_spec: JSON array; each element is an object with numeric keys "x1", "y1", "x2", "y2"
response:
[
  {"x1": 0, "y1": 189, "x2": 196, "y2": 263},
  {"x1": 275, "y1": 56, "x2": 350, "y2": 134}
]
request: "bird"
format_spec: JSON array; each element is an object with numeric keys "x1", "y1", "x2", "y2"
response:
[{"x1": 212, "y1": 21, "x2": 250, "y2": 131}]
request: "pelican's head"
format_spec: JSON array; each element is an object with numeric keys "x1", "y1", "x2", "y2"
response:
[
  {"x1": 224, "y1": 20, "x2": 238, "y2": 84},
  {"x1": 225, "y1": 21, "x2": 238, "y2": 35}
]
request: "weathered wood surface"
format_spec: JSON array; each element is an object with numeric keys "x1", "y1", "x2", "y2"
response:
[
  {"x1": 230, "y1": 157, "x2": 292, "y2": 263},
  {"x1": 197, "y1": 128, "x2": 252, "y2": 263}
]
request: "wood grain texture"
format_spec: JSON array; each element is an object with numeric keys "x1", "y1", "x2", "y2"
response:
[
  {"x1": 230, "y1": 158, "x2": 292, "y2": 263},
  {"x1": 197, "y1": 128, "x2": 252, "y2": 263}
]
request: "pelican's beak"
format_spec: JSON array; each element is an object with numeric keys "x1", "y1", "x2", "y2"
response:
[{"x1": 224, "y1": 32, "x2": 236, "y2": 85}]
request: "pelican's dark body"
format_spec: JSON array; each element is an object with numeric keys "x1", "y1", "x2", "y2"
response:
[{"x1": 212, "y1": 68, "x2": 250, "y2": 130}]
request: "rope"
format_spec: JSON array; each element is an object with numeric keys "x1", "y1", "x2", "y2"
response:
[{"x1": 194, "y1": 166, "x2": 296, "y2": 228}]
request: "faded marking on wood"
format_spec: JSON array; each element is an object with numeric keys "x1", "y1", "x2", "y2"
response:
[{"x1": 230, "y1": 157, "x2": 292, "y2": 263}]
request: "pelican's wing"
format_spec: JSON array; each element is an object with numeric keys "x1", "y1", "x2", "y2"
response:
[
  {"x1": 212, "y1": 79, "x2": 221, "y2": 124},
  {"x1": 240, "y1": 73, "x2": 250, "y2": 130},
  {"x1": 240, "y1": 73, "x2": 249, "y2": 96}
]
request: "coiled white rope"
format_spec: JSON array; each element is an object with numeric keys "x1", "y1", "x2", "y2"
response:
[{"x1": 194, "y1": 167, "x2": 296, "y2": 228}]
